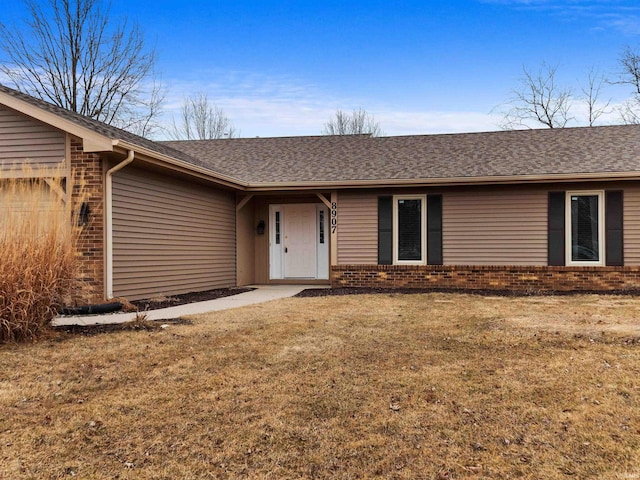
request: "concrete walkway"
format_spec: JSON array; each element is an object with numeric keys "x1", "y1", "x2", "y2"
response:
[{"x1": 52, "y1": 285, "x2": 326, "y2": 326}]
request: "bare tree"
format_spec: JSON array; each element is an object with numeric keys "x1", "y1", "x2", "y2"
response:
[
  {"x1": 616, "y1": 46, "x2": 640, "y2": 124},
  {"x1": 170, "y1": 93, "x2": 237, "y2": 140},
  {"x1": 618, "y1": 98, "x2": 640, "y2": 124},
  {"x1": 581, "y1": 68, "x2": 612, "y2": 127},
  {"x1": 618, "y1": 46, "x2": 640, "y2": 95},
  {"x1": 322, "y1": 108, "x2": 383, "y2": 136},
  {"x1": 500, "y1": 63, "x2": 574, "y2": 129},
  {"x1": 0, "y1": 0, "x2": 163, "y2": 136}
]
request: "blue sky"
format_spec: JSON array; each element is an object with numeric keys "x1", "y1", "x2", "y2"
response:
[{"x1": 3, "y1": 0, "x2": 640, "y2": 137}]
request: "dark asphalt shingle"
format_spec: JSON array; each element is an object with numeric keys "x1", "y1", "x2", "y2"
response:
[
  {"x1": 4, "y1": 83, "x2": 640, "y2": 186},
  {"x1": 163, "y1": 126, "x2": 640, "y2": 184}
]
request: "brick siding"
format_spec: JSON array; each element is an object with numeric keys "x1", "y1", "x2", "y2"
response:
[
  {"x1": 331, "y1": 264, "x2": 640, "y2": 293},
  {"x1": 70, "y1": 138, "x2": 104, "y2": 304}
]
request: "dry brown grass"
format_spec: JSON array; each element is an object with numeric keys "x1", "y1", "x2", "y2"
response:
[
  {"x1": 0, "y1": 168, "x2": 87, "y2": 342},
  {"x1": 1, "y1": 293, "x2": 639, "y2": 479}
]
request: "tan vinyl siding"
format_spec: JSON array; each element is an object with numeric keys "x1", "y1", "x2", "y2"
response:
[
  {"x1": 336, "y1": 189, "x2": 548, "y2": 266},
  {"x1": 624, "y1": 186, "x2": 640, "y2": 265},
  {"x1": 0, "y1": 105, "x2": 65, "y2": 169},
  {"x1": 443, "y1": 189, "x2": 548, "y2": 265},
  {"x1": 253, "y1": 199, "x2": 269, "y2": 284},
  {"x1": 112, "y1": 166, "x2": 235, "y2": 300},
  {"x1": 236, "y1": 196, "x2": 255, "y2": 286},
  {"x1": 337, "y1": 192, "x2": 378, "y2": 264}
]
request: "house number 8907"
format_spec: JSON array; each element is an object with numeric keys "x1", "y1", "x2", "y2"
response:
[{"x1": 331, "y1": 202, "x2": 337, "y2": 234}]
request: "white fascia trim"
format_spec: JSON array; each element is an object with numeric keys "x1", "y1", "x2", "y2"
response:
[{"x1": 244, "y1": 171, "x2": 640, "y2": 191}]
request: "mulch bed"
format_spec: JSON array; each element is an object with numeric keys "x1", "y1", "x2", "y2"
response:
[
  {"x1": 55, "y1": 286, "x2": 640, "y2": 337},
  {"x1": 130, "y1": 287, "x2": 254, "y2": 311},
  {"x1": 53, "y1": 318, "x2": 192, "y2": 337},
  {"x1": 295, "y1": 286, "x2": 640, "y2": 297},
  {"x1": 53, "y1": 288, "x2": 253, "y2": 337}
]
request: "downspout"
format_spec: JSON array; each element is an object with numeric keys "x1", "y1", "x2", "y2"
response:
[{"x1": 105, "y1": 150, "x2": 134, "y2": 299}]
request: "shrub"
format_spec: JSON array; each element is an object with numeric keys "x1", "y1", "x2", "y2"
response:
[{"x1": 0, "y1": 168, "x2": 84, "y2": 342}]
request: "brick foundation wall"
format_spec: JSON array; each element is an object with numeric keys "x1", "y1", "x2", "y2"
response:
[
  {"x1": 331, "y1": 264, "x2": 640, "y2": 293},
  {"x1": 69, "y1": 139, "x2": 105, "y2": 304}
]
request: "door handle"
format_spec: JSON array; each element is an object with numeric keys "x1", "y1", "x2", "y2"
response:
[{"x1": 285, "y1": 247, "x2": 288, "y2": 253}]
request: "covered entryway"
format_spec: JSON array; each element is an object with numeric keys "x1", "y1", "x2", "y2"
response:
[{"x1": 269, "y1": 203, "x2": 329, "y2": 280}]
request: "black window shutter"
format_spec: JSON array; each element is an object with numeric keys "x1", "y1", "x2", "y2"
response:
[
  {"x1": 427, "y1": 194, "x2": 443, "y2": 265},
  {"x1": 605, "y1": 190, "x2": 624, "y2": 266},
  {"x1": 548, "y1": 191, "x2": 565, "y2": 266},
  {"x1": 378, "y1": 196, "x2": 393, "y2": 265}
]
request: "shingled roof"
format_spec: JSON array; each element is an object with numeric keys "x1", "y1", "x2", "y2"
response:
[
  {"x1": 3, "y1": 83, "x2": 640, "y2": 187},
  {"x1": 163, "y1": 125, "x2": 640, "y2": 184}
]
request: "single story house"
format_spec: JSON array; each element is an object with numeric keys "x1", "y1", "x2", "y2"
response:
[{"x1": 2, "y1": 83, "x2": 640, "y2": 304}]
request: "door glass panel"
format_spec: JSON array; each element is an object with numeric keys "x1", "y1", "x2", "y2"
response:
[
  {"x1": 397, "y1": 199, "x2": 422, "y2": 261},
  {"x1": 571, "y1": 195, "x2": 599, "y2": 262}
]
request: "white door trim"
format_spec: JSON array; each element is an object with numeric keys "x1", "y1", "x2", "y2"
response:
[{"x1": 269, "y1": 203, "x2": 328, "y2": 280}]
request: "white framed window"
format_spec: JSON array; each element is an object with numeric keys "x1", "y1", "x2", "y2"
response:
[
  {"x1": 565, "y1": 191, "x2": 604, "y2": 266},
  {"x1": 393, "y1": 195, "x2": 426, "y2": 265}
]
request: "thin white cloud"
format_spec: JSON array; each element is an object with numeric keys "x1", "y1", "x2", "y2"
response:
[
  {"x1": 160, "y1": 71, "x2": 342, "y2": 137},
  {"x1": 601, "y1": 13, "x2": 640, "y2": 36},
  {"x1": 376, "y1": 110, "x2": 503, "y2": 135},
  {"x1": 478, "y1": 0, "x2": 640, "y2": 36},
  {"x1": 158, "y1": 70, "x2": 506, "y2": 138}
]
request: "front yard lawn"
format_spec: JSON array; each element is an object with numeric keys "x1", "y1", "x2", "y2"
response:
[{"x1": 1, "y1": 293, "x2": 639, "y2": 479}]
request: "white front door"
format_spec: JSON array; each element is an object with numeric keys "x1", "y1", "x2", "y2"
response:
[
  {"x1": 269, "y1": 203, "x2": 328, "y2": 280},
  {"x1": 284, "y1": 204, "x2": 317, "y2": 278}
]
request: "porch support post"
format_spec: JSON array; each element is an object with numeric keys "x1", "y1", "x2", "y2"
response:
[{"x1": 330, "y1": 190, "x2": 338, "y2": 267}]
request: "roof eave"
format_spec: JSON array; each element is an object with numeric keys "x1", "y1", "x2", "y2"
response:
[
  {"x1": 244, "y1": 171, "x2": 640, "y2": 191},
  {"x1": 114, "y1": 140, "x2": 249, "y2": 190}
]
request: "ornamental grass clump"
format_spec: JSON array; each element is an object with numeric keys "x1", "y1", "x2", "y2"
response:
[{"x1": 0, "y1": 169, "x2": 84, "y2": 342}]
